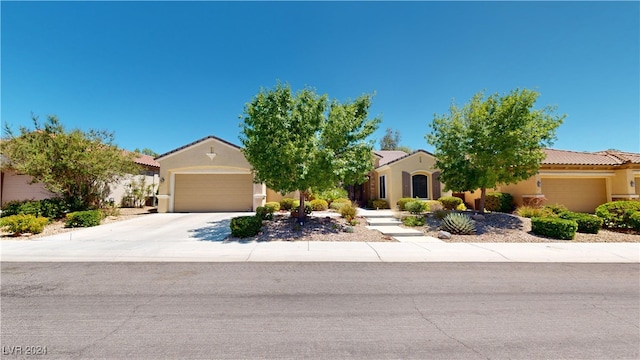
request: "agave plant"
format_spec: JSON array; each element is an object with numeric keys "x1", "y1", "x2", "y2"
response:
[{"x1": 441, "y1": 212, "x2": 476, "y2": 235}]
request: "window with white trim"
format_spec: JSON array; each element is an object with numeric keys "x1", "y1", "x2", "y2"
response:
[{"x1": 379, "y1": 175, "x2": 387, "y2": 199}]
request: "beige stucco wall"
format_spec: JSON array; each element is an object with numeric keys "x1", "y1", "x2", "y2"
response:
[
  {"x1": 1, "y1": 170, "x2": 56, "y2": 205},
  {"x1": 265, "y1": 189, "x2": 300, "y2": 204},
  {"x1": 376, "y1": 152, "x2": 441, "y2": 209},
  {"x1": 156, "y1": 137, "x2": 266, "y2": 213}
]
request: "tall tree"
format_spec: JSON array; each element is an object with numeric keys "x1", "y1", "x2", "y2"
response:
[
  {"x1": 240, "y1": 82, "x2": 380, "y2": 222},
  {"x1": 379, "y1": 128, "x2": 400, "y2": 150},
  {"x1": 1, "y1": 115, "x2": 138, "y2": 209},
  {"x1": 133, "y1": 148, "x2": 159, "y2": 157},
  {"x1": 426, "y1": 88, "x2": 565, "y2": 213}
]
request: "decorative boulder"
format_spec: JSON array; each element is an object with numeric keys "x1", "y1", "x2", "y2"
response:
[
  {"x1": 438, "y1": 230, "x2": 452, "y2": 239},
  {"x1": 471, "y1": 214, "x2": 485, "y2": 221}
]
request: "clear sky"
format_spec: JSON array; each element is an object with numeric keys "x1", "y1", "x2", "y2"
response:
[{"x1": 2, "y1": 1, "x2": 639, "y2": 156}]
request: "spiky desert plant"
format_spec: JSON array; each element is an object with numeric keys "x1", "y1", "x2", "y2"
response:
[{"x1": 441, "y1": 213, "x2": 476, "y2": 235}]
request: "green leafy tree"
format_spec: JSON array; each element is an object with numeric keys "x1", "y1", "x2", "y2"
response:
[
  {"x1": 379, "y1": 128, "x2": 400, "y2": 150},
  {"x1": 1, "y1": 115, "x2": 138, "y2": 209},
  {"x1": 379, "y1": 128, "x2": 412, "y2": 153},
  {"x1": 240, "y1": 82, "x2": 380, "y2": 221},
  {"x1": 426, "y1": 88, "x2": 565, "y2": 213},
  {"x1": 133, "y1": 148, "x2": 159, "y2": 157}
]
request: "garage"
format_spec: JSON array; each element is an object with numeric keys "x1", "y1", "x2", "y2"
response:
[
  {"x1": 173, "y1": 174, "x2": 253, "y2": 212},
  {"x1": 541, "y1": 178, "x2": 607, "y2": 213}
]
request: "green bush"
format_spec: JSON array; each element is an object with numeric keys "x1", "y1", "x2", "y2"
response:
[
  {"x1": 433, "y1": 209, "x2": 451, "y2": 220},
  {"x1": 1, "y1": 198, "x2": 74, "y2": 219},
  {"x1": 405, "y1": 200, "x2": 427, "y2": 214},
  {"x1": 402, "y1": 216, "x2": 425, "y2": 227},
  {"x1": 309, "y1": 187, "x2": 348, "y2": 204},
  {"x1": 0, "y1": 214, "x2": 49, "y2": 235},
  {"x1": 485, "y1": 192, "x2": 513, "y2": 213},
  {"x1": 65, "y1": 210, "x2": 103, "y2": 228},
  {"x1": 629, "y1": 212, "x2": 640, "y2": 231},
  {"x1": 516, "y1": 206, "x2": 553, "y2": 218},
  {"x1": 424, "y1": 200, "x2": 443, "y2": 212},
  {"x1": 230, "y1": 216, "x2": 263, "y2": 238},
  {"x1": 438, "y1": 196, "x2": 463, "y2": 210},
  {"x1": 330, "y1": 202, "x2": 348, "y2": 211},
  {"x1": 531, "y1": 217, "x2": 577, "y2": 240},
  {"x1": 255, "y1": 206, "x2": 274, "y2": 220},
  {"x1": 264, "y1": 202, "x2": 281, "y2": 212},
  {"x1": 372, "y1": 199, "x2": 389, "y2": 209},
  {"x1": 291, "y1": 201, "x2": 313, "y2": 215},
  {"x1": 543, "y1": 203, "x2": 569, "y2": 215},
  {"x1": 397, "y1": 198, "x2": 415, "y2": 211},
  {"x1": 279, "y1": 198, "x2": 297, "y2": 211},
  {"x1": 339, "y1": 202, "x2": 358, "y2": 221},
  {"x1": 558, "y1": 211, "x2": 603, "y2": 234},
  {"x1": 595, "y1": 201, "x2": 640, "y2": 229},
  {"x1": 309, "y1": 199, "x2": 329, "y2": 211},
  {"x1": 332, "y1": 198, "x2": 351, "y2": 205}
]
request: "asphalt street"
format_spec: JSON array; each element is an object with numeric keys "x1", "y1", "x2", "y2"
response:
[{"x1": 1, "y1": 262, "x2": 639, "y2": 359}]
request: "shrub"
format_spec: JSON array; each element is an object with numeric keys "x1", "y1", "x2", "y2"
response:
[
  {"x1": 543, "y1": 203, "x2": 569, "y2": 215},
  {"x1": 438, "y1": 196, "x2": 463, "y2": 210},
  {"x1": 0, "y1": 214, "x2": 49, "y2": 235},
  {"x1": 255, "y1": 206, "x2": 274, "y2": 220},
  {"x1": 332, "y1": 198, "x2": 351, "y2": 205},
  {"x1": 309, "y1": 187, "x2": 348, "y2": 204},
  {"x1": 424, "y1": 200, "x2": 443, "y2": 212},
  {"x1": 558, "y1": 211, "x2": 603, "y2": 234},
  {"x1": 629, "y1": 212, "x2": 640, "y2": 231},
  {"x1": 339, "y1": 202, "x2": 358, "y2": 221},
  {"x1": 595, "y1": 201, "x2": 640, "y2": 229},
  {"x1": 309, "y1": 199, "x2": 329, "y2": 211},
  {"x1": 485, "y1": 192, "x2": 514, "y2": 213},
  {"x1": 372, "y1": 199, "x2": 389, "y2": 209},
  {"x1": 1, "y1": 198, "x2": 73, "y2": 219},
  {"x1": 531, "y1": 217, "x2": 577, "y2": 240},
  {"x1": 230, "y1": 216, "x2": 263, "y2": 238},
  {"x1": 516, "y1": 205, "x2": 553, "y2": 219},
  {"x1": 402, "y1": 216, "x2": 425, "y2": 227},
  {"x1": 405, "y1": 200, "x2": 427, "y2": 214},
  {"x1": 397, "y1": 198, "x2": 414, "y2": 211},
  {"x1": 456, "y1": 202, "x2": 467, "y2": 211},
  {"x1": 329, "y1": 202, "x2": 347, "y2": 211},
  {"x1": 433, "y1": 209, "x2": 451, "y2": 220},
  {"x1": 264, "y1": 202, "x2": 281, "y2": 212},
  {"x1": 279, "y1": 197, "x2": 297, "y2": 211},
  {"x1": 441, "y1": 213, "x2": 476, "y2": 235},
  {"x1": 291, "y1": 201, "x2": 313, "y2": 215},
  {"x1": 65, "y1": 210, "x2": 103, "y2": 228}
]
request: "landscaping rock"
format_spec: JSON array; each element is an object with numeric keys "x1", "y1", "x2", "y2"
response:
[
  {"x1": 471, "y1": 214, "x2": 485, "y2": 221},
  {"x1": 438, "y1": 230, "x2": 452, "y2": 239}
]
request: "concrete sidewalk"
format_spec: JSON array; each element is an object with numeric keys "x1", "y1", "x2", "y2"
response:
[{"x1": 1, "y1": 238, "x2": 638, "y2": 262}]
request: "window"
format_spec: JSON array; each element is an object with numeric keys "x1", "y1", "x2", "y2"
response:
[
  {"x1": 412, "y1": 174, "x2": 428, "y2": 199},
  {"x1": 379, "y1": 175, "x2": 387, "y2": 199}
]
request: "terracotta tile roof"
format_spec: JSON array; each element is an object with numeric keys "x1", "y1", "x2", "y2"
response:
[
  {"x1": 133, "y1": 153, "x2": 160, "y2": 168},
  {"x1": 542, "y1": 149, "x2": 623, "y2": 166},
  {"x1": 596, "y1": 150, "x2": 640, "y2": 164},
  {"x1": 375, "y1": 150, "x2": 409, "y2": 166}
]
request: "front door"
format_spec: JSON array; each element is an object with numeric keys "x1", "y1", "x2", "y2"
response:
[{"x1": 412, "y1": 174, "x2": 428, "y2": 199}]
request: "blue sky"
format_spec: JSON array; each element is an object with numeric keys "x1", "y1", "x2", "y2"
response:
[{"x1": 2, "y1": 1, "x2": 639, "y2": 155}]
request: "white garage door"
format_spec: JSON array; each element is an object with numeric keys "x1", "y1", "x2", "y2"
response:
[
  {"x1": 174, "y1": 174, "x2": 253, "y2": 212},
  {"x1": 542, "y1": 178, "x2": 607, "y2": 213}
]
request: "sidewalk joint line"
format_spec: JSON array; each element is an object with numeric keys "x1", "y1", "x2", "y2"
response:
[
  {"x1": 469, "y1": 244, "x2": 514, "y2": 261},
  {"x1": 365, "y1": 242, "x2": 384, "y2": 262}
]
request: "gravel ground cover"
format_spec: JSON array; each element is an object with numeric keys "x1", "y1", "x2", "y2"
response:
[
  {"x1": 396, "y1": 211, "x2": 640, "y2": 243},
  {"x1": 3, "y1": 207, "x2": 638, "y2": 243}
]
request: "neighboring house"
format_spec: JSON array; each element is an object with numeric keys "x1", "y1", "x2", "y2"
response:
[
  {"x1": 461, "y1": 149, "x2": 640, "y2": 213},
  {"x1": 0, "y1": 153, "x2": 160, "y2": 207}
]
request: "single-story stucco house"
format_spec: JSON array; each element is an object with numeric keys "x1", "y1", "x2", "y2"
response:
[
  {"x1": 0, "y1": 153, "x2": 160, "y2": 207},
  {"x1": 155, "y1": 136, "x2": 640, "y2": 214}
]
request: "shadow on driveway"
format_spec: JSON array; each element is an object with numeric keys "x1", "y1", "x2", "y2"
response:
[{"x1": 188, "y1": 219, "x2": 252, "y2": 244}]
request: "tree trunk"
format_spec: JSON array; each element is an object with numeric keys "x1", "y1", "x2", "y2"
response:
[
  {"x1": 298, "y1": 191, "x2": 306, "y2": 223},
  {"x1": 479, "y1": 187, "x2": 487, "y2": 214}
]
